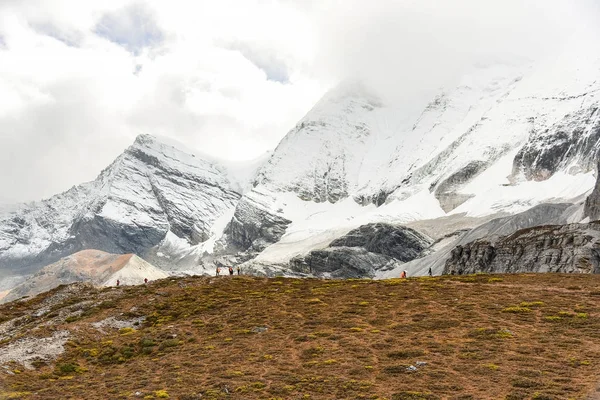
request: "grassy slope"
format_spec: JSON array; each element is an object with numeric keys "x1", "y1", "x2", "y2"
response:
[{"x1": 2, "y1": 274, "x2": 600, "y2": 399}]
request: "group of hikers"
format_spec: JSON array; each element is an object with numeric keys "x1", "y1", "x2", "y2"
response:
[
  {"x1": 112, "y1": 267, "x2": 433, "y2": 286},
  {"x1": 400, "y1": 267, "x2": 434, "y2": 278},
  {"x1": 215, "y1": 266, "x2": 241, "y2": 276},
  {"x1": 114, "y1": 267, "x2": 243, "y2": 286},
  {"x1": 115, "y1": 277, "x2": 150, "y2": 287}
]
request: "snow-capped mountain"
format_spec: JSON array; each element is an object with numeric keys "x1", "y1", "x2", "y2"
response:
[
  {"x1": 1, "y1": 31, "x2": 600, "y2": 289},
  {"x1": 0, "y1": 134, "x2": 243, "y2": 277},
  {"x1": 255, "y1": 81, "x2": 387, "y2": 203},
  {"x1": 229, "y1": 44, "x2": 600, "y2": 269}
]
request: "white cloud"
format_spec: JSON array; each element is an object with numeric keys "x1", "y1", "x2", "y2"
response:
[
  {"x1": 310, "y1": 0, "x2": 598, "y2": 105},
  {"x1": 0, "y1": 0, "x2": 324, "y2": 203},
  {"x1": 94, "y1": 3, "x2": 165, "y2": 54},
  {"x1": 0, "y1": 0, "x2": 597, "y2": 203}
]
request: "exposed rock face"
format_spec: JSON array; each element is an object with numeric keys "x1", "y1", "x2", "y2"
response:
[
  {"x1": 584, "y1": 162, "x2": 600, "y2": 221},
  {"x1": 433, "y1": 161, "x2": 488, "y2": 212},
  {"x1": 458, "y1": 203, "x2": 573, "y2": 245},
  {"x1": 401, "y1": 203, "x2": 574, "y2": 277},
  {"x1": 443, "y1": 222, "x2": 600, "y2": 275},
  {"x1": 0, "y1": 135, "x2": 241, "y2": 275},
  {"x1": 329, "y1": 223, "x2": 433, "y2": 261},
  {"x1": 225, "y1": 189, "x2": 292, "y2": 252},
  {"x1": 291, "y1": 247, "x2": 399, "y2": 278},
  {"x1": 513, "y1": 106, "x2": 600, "y2": 181},
  {"x1": 291, "y1": 223, "x2": 432, "y2": 278}
]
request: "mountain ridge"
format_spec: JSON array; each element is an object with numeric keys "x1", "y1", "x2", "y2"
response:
[{"x1": 1, "y1": 41, "x2": 600, "y2": 290}]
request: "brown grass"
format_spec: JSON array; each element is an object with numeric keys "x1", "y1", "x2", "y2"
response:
[{"x1": 2, "y1": 273, "x2": 600, "y2": 399}]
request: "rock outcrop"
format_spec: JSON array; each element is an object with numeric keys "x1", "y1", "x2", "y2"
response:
[
  {"x1": 433, "y1": 161, "x2": 488, "y2": 212},
  {"x1": 224, "y1": 189, "x2": 292, "y2": 252},
  {"x1": 513, "y1": 106, "x2": 600, "y2": 181},
  {"x1": 443, "y1": 222, "x2": 600, "y2": 275},
  {"x1": 398, "y1": 203, "x2": 574, "y2": 277},
  {"x1": 291, "y1": 223, "x2": 432, "y2": 278},
  {"x1": 328, "y1": 223, "x2": 432, "y2": 261},
  {"x1": 291, "y1": 247, "x2": 399, "y2": 278},
  {"x1": 584, "y1": 161, "x2": 600, "y2": 221}
]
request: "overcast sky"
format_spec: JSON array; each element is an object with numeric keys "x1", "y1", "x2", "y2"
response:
[{"x1": 0, "y1": 0, "x2": 598, "y2": 204}]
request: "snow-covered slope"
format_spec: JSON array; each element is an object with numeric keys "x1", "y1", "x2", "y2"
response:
[
  {"x1": 232, "y1": 35, "x2": 600, "y2": 269},
  {"x1": 0, "y1": 134, "x2": 243, "y2": 277},
  {"x1": 1, "y1": 249, "x2": 167, "y2": 303},
  {"x1": 255, "y1": 81, "x2": 389, "y2": 203}
]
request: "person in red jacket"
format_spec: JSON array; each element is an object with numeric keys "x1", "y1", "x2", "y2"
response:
[{"x1": 400, "y1": 271, "x2": 407, "y2": 279}]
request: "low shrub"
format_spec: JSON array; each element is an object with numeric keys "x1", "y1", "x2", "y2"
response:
[
  {"x1": 519, "y1": 301, "x2": 544, "y2": 307},
  {"x1": 391, "y1": 391, "x2": 439, "y2": 399},
  {"x1": 502, "y1": 307, "x2": 532, "y2": 313}
]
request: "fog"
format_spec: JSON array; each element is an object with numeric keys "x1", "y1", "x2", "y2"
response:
[{"x1": 313, "y1": 0, "x2": 597, "y2": 104}]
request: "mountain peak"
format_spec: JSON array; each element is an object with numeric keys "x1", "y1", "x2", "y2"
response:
[
  {"x1": 132, "y1": 133, "x2": 156, "y2": 146},
  {"x1": 132, "y1": 134, "x2": 200, "y2": 156},
  {"x1": 322, "y1": 79, "x2": 382, "y2": 104}
]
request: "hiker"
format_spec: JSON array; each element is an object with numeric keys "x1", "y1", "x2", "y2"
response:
[
  {"x1": 400, "y1": 270, "x2": 407, "y2": 279},
  {"x1": 216, "y1": 267, "x2": 221, "y2": 276},
  {"x1": 428, "y1": 267, "x2": 433, "y2": 277},
  {"x1": 228, "y1": 266, "x2": 234, "y2": 276},
  {"x1": 144, "y1": 278, "x2": 148, "y2": 284},
  {"x1": 116, "y1": 279, "x2": 120, "y2": 287},
  {"x1": 237, "y1": 266, "x2": 241, "y2": 275}
]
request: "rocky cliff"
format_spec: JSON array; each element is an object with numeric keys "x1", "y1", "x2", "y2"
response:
[
  {"x1": 443, "y1": 222, "x2": 600, "y2": 275},
  {"x1": 385, "y1": 202, "x2": 575, "y2": 278},
  {"x1": 224, "y1": 188, "x2": 292, "y2": 252},
  {"x1": 291, "y1": 223, "x2": 432, "y2": 278}
]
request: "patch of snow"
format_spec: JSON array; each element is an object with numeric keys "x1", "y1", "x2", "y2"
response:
[{"x1": 454, "y1": 150, "x2": 596, "y2": 217}]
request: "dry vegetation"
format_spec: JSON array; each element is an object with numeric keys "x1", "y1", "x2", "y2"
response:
[{"x1": 2, "y1": 274, "x2": 600, "y2": 399}]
